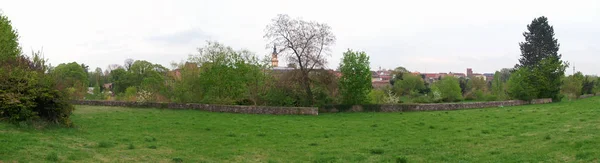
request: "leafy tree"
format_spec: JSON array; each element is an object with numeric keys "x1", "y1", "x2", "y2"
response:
[
  {"x1": 507, "y1": 68, "x2": 538, "y2": 101},
  {"x1": 515, "y1": 16, "x2": 567, "y2": 101},
  {"x1": 51, "y1": 62, "x2": 89, "y2": 99},
  {"x1": 432, "y1": 77, "x2": 463, "y2": 102},
  {"x1": 390, "y1": 66, "x2": 410, "y2": 85},
  {"x1": 338, "y1": 49, "x2": 371, "y2": 105},
  {"x1": 531, "y1": 57, "x2": 567, "y2": 101},
  {"x1": 561, "y1": 72, "x2": 584, "y2": 100},
  {"x1": 264, "y1": 14, "x2": 336, "y2": 105},
  {"x1": 393, "y1": 73, "x2": 425, "y2": 96},
  {"x1": 581, "y1": 76, "x2": 596, "y2": 95},
  {"x1": 0, "y1": 13, "x2": 73, "y2": 126},
  {"x1": 491, "y1": 71, "x2": 508, "y2": 100},
  {"x1": 179, "y1": 41, "x2": 266, "y2": 105},
  {"x1": 0, "y1": 13, "x2": 22, "y2": 62}
]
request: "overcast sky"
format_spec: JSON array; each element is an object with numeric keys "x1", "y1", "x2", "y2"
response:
[{"x1": 2, "y1": 0, "x2": 599, "y2": 75}]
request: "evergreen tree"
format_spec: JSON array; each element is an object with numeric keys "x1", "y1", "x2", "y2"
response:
[
  {"x1": 515, "y1": 16, "x2": 567, "y2": 101},
  {"x1": 516, "y1": 16, "x2": 561, "y2": 68}
]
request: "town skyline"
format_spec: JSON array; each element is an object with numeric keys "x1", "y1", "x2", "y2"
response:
[{"x1": 2, "y1": 0, "x2": 599, "y2": 75}]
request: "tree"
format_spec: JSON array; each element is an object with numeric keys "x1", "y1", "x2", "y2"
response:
[
  {"x1": 562, "y1": 72, "x2": 584, "y2": 100},
  {"x1": 0, "y1": 13, "x2": 73, "y2": 126},
  {"x1": 515, "y1": 16, "x2": 567, "y2": 101},
  {"x1": 51, "y1": 62, "x2": 90, "y2": 99},
  {"x1": 390, "y1": 66, "x2": 410, "y2": 84},
  {"x1": 432, "y1": 77, "x2": 463, "y2": 102},
  {"x1": 0, "y1": 13, "x2": 22, "y2": 63},
  {"x1": 508, "y1": 68, "x2": 538, "y2": 101},
  {"x1": 178, "y1": 41, "x2": 266, "y2": 105},
  {"x1": 491, "y1": 71, "x2": 508, "y2": 100},
  {"x1": 393, "y1": 73, "x2": 425, "y2": 96},
  {"x1": 264, "y1": 14, "x2": 336, "y2": 105},
  {"x1": 338, "y1": 49, "x2": 371, "y2": 105},
  {"x1": 124, "y1": 58, "x2": 134, "y2": 71},
  {"x1": 516, "y1": 16, "x2": 561, "y2": 69},
  {"x1": 581, "y1": 75, "x2": 596, "y2": 95}
]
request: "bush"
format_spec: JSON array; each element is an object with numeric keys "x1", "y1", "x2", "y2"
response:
[
  {"x1": 0, "y1": 68, "x2": 74, "y2": 126},
  {"x1": 432, "y1": 77, "x2": 463, "y2": 102},
  {"x1": 368, "y1": 89, "x2": 387, "y2": 104},
  {"x1": 412, "y1": 95, "x2": 432, "y2": 103},
  {"x1": 507, "y1": 68, "x2": 538, "y2": 101}
]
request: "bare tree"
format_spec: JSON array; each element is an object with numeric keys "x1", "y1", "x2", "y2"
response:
[
  {"x1": 264, "y1": 14, "x2": 336, "y2": 104},
  {"x1": 124, "y1": 58, "x2": 134, "y2": 71}
]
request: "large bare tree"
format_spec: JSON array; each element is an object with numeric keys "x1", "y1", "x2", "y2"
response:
[{"x1": 264, "y1": 14, "x2": 336, "y2": 104}]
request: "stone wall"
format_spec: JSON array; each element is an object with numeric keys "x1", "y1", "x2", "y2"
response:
[
  {"x1": 578, "y1": 94, "x2": 598, "y2": 99},
  {"x1": 73, "y1": 98, "x2": 556, "y2": 115},
  {"x1": 320, "y1": 98, "x2": 553, "y2": 113},
  {"x1": 71, "y1": 100, "x2": 318, "y2": 115}
]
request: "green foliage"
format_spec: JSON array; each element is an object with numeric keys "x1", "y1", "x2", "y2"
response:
[
  {"x1": 0, "y1": 14, "x2": 73, "y2": 126},
  {"x1": 368, "y1": 89, "x2": 387, "y2": 104},
  {"x1": 393, "y1": 74, "x2": 425, "y2": 96},
  {"x1": 338, "y1": 49, "x2": 371, "y2": 105},
  {"x1": 515, "y1": 17, "x2": 567, "y2": 102},
  {"x1": 530, "y1": 57, "x2": 567, "y2": 101},
  {"x1": 507, "y1": 68, "x2": 538, "y2": 101},
  {"x1": 0, "y1": 13, "x2": 22, "y2": 63},
  {"x1": 51, "y1": 62, "x2": 89, "y2": 100},
  {"x1": 581, "y1": 76, "x2": 596, "y2": 95},
  {"x1": 562, "y1": 72, "x2": 584, "y2": 100},
  {"x1": 491, "y1": 71, "x2": 508, "y2": 100},
  {"x1": 173, "y1": 41, "x2": 267, "y2": 105},
  {"x1": 0, "y1": 67, "x2": 74, "y2": 126},
  {"x1": 123, "y1": 87, "x2": 138, "y2": 102},
  {"x1": 432, "y1": 77, "x2": 463, "y2": 102},
  {"x1": 517, "y1": 16, "x2": 561, "y2": 68}
]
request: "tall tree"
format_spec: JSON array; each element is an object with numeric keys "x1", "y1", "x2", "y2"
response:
[
  {"x1": 0, "y1": 12, "x2": 22, "y2": 62},
  {"x1": 516, "y1": 16, "x2": 561, "y2": 69},
  {"x1": 491, "y1": 71, "x2": 507, "y2": 100},
  {"x1": 338, "y1": 49, "x2": 371, "y2": 105},
  {"x1": 515, "y1": 16, "x2": 567, "y2": 101},
  {"x1": 264, "y1": 14, "x2": 336, "y2": 105}
]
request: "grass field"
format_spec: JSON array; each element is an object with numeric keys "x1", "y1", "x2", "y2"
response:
[{"x1": 1, "y1": 97, "x2": 599, "y2": 162}]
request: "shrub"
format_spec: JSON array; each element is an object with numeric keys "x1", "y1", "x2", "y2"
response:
[
  {"x1": 432, "y1": 77, "x2": 463, "y2": 102},
  {"x1": 507, "y1": 68, "x2": 538, "y2": 101},
  {"x1": 412, "y1": 95, "x2": 432, "y2": 103},
  {"x1": 368, "y1": 89, "x2": 387, "y2": 104},
  {"x1": 0, "y1": 68, "x2": 74, "y2": 126}
]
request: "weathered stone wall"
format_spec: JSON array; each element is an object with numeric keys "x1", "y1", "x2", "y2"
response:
[
  {"x1": 320, "y1": 98, "x2": 553, "y2": 113},
  {"x1": 578, "y1": 94, "x2": 599, "y2": 99},
  {"x1": 71, "y1": 100, "x2": 318, "y2": 115},
  {"x1": 74, "y1": 98, "x2": 556, "y2": 115}
]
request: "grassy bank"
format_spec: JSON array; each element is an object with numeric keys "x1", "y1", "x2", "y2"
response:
[{"x1": 1, "y1": 97, "x2": 599, "y2": 162}]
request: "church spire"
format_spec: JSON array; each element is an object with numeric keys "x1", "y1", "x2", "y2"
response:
[{"x1": 271, "y1": 44, "x2": 279, "y2": 67}]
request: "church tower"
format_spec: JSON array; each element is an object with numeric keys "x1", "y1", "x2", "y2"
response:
[{"x1": 271, "y1": 45, "x2": 279, "y2": 67}]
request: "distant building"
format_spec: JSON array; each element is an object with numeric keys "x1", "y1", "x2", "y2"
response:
[
  {"x1": 271, "y1": 45, "x2": 279, "y2": 67},
  {"x1": 483, "y1": 73, "x2": 495, "y2": 82}
]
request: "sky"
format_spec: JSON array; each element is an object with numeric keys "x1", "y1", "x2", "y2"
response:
[{"x1": 2, "y1": 0, "x2": 599, "y2": 75}]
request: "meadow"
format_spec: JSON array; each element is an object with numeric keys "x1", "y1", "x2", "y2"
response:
[{"x1": 1, "y1": 97, "x2": 599, "y2": 162}]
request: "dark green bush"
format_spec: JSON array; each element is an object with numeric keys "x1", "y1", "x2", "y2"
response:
[{"x1": 0, "y1": 67, "x2": 74, "y2": 126}]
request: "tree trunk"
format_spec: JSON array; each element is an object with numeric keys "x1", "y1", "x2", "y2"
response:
[{"x1": 302, "y1": 71, "x2": 313, "y2": 105}]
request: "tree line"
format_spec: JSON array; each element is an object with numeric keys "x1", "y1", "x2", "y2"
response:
[{"x1": 2, "y1": 13, "x2": 599, "y2": 126}]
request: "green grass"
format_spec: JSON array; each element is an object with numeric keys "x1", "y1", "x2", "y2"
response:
[{"x1": 1, "y1": 97, "x2": 600, "y2": 162}]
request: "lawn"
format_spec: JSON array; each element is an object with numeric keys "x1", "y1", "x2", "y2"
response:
[{"x1": 1, "y1": 97, "x2": 599, "y2": 162}]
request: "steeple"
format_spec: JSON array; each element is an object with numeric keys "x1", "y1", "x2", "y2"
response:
[{"x1": 271, "y1": 44, "x2": 279, "y2": 67}]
